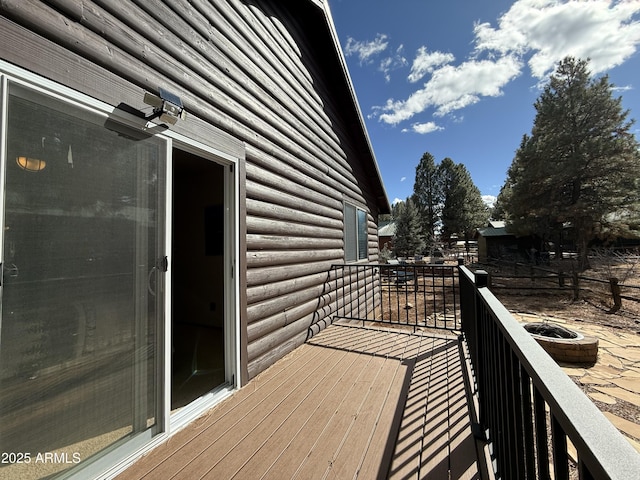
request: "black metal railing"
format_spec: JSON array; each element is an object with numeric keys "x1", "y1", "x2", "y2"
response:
[
  {"x1": 459, "y1": 265, "x2": 640, "y2": 480},
  {"x1": 326, "y1": 263, "x2": 460, "y2": 331}
]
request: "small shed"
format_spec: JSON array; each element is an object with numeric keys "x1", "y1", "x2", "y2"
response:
[{"x1": 477, "y1": 220, "x2": 517, "y2": 263}]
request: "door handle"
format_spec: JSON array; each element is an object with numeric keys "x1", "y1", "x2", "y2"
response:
[
  {"x1": 148, "y1": 266, "x2": 157, "y2": 297},
  {"x1": 147, "y1": 257, "x2": 167, "y2": 296}
]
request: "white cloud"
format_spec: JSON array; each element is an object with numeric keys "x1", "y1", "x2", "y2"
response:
[
  {"x1": 392, "y1": 197, "x2": 403, "y2": 205},
  {"x1": 345, "y1": 35, "x2": 406, "y2": 81},
  {"x1": 408, "y1": 46, "x2": 456, "y2": 83},
  {"x1": 612, "y1": 84, "x2": 634, "y2": 92},
  {"x1": 400, "y1": 176, "x2": 407, "y2": 182},
  {"x1": 345, "y1": 34, "x2": 389, "y2": 65},
  {"x1": 379, "y1": 56, "x2": 522, "y2": 125},
  {"x1": 379, "y1": 45, "x2": 408, "y2": 82},
  {"x1": 372, "y1": 0, "x2": 640, "y2": 128},
  {"x1": 405, "y1": 121, "x2": 444, "y2": 135},
  {"x1": 482, "y1": 195, "x2": 497, "y2": 209},
  {"x1": 474, "y1": 0, "x2": 640, "y2": 79}
]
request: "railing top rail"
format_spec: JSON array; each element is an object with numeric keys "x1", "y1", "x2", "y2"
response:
[
  {"x1": 459, "y1": 265, "x2": 640, "y2": 479},
  {"x1": 330, "y1": 263, "x2": 457, "y2": 268}
]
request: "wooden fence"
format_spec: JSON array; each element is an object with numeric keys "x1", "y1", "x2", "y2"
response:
[{"x1": 483, "y1": 260, "x2": 640, "y2": 312}]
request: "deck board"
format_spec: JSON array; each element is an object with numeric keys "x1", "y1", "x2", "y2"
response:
[
  {"x1": 176, "y1": 347, "x2": 352, "y2": 478},
  {"x1": 248, "y1": 355, "x2": 387, "y2": 479},
  {"x1": 224, "y1": 350, "x2": 377, "y2": 478},
  {"x1": 119, "y1": 323, "x2": 483, "y2": 480}
]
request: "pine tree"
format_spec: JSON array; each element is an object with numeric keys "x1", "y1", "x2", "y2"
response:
[
  {"x1": 412, "y1": 152, "x2": 442, "y2": 250},
  {"x1": 438, "y1": 158, "x2": 489, "y2": 245},
  {"x1": 502, "y1": 57, "x2": 640, "y2": 268},
  {"x1": 491, "y1": 182, "x2": 509, "y2": 221},
  {"x1": 392, "y1": 198, "x2": 425, "y2": 257}
]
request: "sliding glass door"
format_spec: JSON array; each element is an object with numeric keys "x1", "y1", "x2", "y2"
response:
[{"x1": 0, "y1": 81, "x2": 166, "y2": 478}]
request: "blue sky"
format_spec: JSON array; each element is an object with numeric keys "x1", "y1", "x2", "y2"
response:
[{"x1": 327, "y1": 0, "x2": 640, "y2": 207}]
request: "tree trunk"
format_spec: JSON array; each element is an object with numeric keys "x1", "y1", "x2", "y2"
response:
[
  {"x1": 608, "y1": 277, "x2": 622, "y2": 313},
  {"x1": 578, "y1": 236, "x2": 590, "y2": 271}
]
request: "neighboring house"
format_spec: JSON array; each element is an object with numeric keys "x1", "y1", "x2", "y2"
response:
[
  {"x1": 476, "y1": 220, "x2": 517, "y2": 263},
  {"x1": 378, "y1": 220, "x2": 395, "y2": 252},
  {"x1": 0, "y1": 1, "x2": 389, "y2": 478}
]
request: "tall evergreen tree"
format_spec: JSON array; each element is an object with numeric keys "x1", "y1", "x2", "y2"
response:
[
  {"x1": 438, "y1": 158, "x2": 489, "y2": 245},
  {"x1": 412, "y1": 152, "x2": 442, "y2": 250},
  {"x1": 491, "y1": 183, "x2": 509, "y2": 221},
  {"x1": 502, "y1": 57, "x2": 640, "y2": 268},
  {"x1": 392, "y1": 198, "x2": 424, "y2": 257},
  {"x1": 500, "y1": 134, "x2": 566, "y2": 255}
]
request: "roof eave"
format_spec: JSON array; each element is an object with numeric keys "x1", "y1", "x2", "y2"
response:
[{"x1": 318, "y1": 1, "x2": 391, "y2": 214}]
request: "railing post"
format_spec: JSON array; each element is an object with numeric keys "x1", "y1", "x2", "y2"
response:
[
  {"x1": 475, "y1": 270, "x2": 489, "y2": 288},
  {"x1": 472, "y1": 270, "x2": 489, "y2": 438}
]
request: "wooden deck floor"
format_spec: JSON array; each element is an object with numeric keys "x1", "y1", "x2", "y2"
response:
[{"x1": 119, "y1": 323, "x2": 483, "y2": 480}]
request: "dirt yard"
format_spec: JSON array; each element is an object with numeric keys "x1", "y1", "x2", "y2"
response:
[{"x1": 481, "y1": 253, "x2": 640, "y2": 330}]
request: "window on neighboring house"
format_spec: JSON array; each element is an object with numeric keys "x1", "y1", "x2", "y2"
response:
[{"x1": 344, "y1": 203, "x2": 368, "y2": 262}]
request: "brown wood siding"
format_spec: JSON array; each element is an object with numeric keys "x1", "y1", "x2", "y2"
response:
[{"x1": 0, "y1": 0, "x2": 385, "y2": 382}]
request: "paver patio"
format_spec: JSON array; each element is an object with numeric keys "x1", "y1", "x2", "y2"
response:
[{"x1": 512, "y1": 312, "x2": 640, "y2": 453}]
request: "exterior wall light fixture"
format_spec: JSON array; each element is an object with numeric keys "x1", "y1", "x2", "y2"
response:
[{"x1": 143, "y1": 88, "x2": 186, "y2": 126}]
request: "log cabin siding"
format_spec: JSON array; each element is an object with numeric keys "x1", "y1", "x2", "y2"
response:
[{"x1": 0, "y1": 0, "x2": 388, "y2": 383}]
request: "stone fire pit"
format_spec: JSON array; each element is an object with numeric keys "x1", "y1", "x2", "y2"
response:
[{"x1": 524, "y1": 322, "x2": 599, "y2": 364}]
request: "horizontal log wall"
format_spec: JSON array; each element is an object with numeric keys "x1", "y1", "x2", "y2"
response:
[{"x1": 0, "y1": 0, "x2": 384, "y2": 381}]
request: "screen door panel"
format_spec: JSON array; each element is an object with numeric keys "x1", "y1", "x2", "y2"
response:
[{"x1": 0, "y1": 82, "x2": 165, "y2": 477}]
